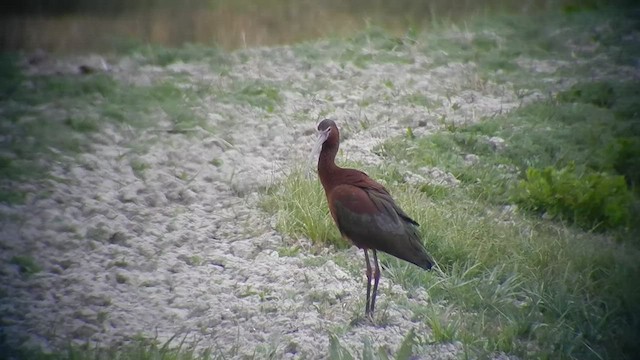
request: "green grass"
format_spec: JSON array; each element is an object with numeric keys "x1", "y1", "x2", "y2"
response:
[
  {"x1": 419, "y1": 7, "x2": 640, "y2": 85},
  {"x1": 261, "y1": 168, "x2": 346, "y2": 249},
  {"x1": 116, "y1": 41, "x2": 231, "y2": 71},
  {"x1": 340, "y1": 26, "x2": 415, "y2": 68},
  {"x1": 10, "y1": 255, "x2": 42, "y2": 276},
  {"x1": 0, "y1": 335, "x2": 215, "y2": 360},
  {"x1": 328, "y1": 329, "x2": 418, "y2": 360},
  {"x1": 515, "y1": 165, "x2": 632, "y2": 230},
  {"x1": 206, "y1": 80, "x2": 282, "y2": 112}
]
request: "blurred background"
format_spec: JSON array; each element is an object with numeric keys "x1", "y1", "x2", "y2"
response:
[{"x1": 0, "y1": 0, "x2": 588, "y2": 53}]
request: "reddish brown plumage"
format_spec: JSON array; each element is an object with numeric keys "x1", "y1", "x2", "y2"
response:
[{"x1": 315, "y1": 119, "x2": 434, "y2": 317}]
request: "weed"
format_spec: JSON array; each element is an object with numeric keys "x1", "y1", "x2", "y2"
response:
[
  {"x1": 64, "y1": 116, "x2": 99, "y2": 133},
  {"x1": 112, "y1": 259, "x2": 128, "y2": 268},
  {"x1": 557, "y1": 81, "x2": 616, "y2": 108},
  {"x1": 328, "y1": 329, "x2": 419, "y2": 360},
  {"x1": 189, "y1": 256, "x2": 202, "y2": 266},
  {"x1": 10, "y1": 255, "x2": 41, "y2": 276},
  {"x1": 216, "y1": 81, "x2": 282, "y2": 112},
  {"x1": 277, "y1": 246, "x2": 301, "y2": 257},
  {"x1": 261, "y1": 169, "x2": 346, "y2": 248},
  {"x1": 325, "y1": 26, "x2": 415, "y2": 68},
  {"x1": 97, "y1": 311, "x2": 109, "y2": 324},
  {"x1": 0, "y1": 188, "x2": 26, "y2": 204},
  {"x1": 404, "y1": 93, "x2": 437, "y2": 109},
  {"x1": 115, "y1": 273, "x2": 128, "y2": 284},
  {"x1": 515, "y1": 164, "x2": 632, "y2": 230},
  {"x1": 119, "y1": 41, "x2": 230, "y2": 71},
  {"x1": 130, "y1": 159, "x2": 150, "y2": 179},
  {"x1": 329, "y1": 334, "x2": 355, "y2": 360}
]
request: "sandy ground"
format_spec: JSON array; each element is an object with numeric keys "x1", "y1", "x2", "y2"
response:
[{"x1": 1, "y1": 35, "x2": 633, "y2": 358}]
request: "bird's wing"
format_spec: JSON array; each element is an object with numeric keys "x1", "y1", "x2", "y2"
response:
[
  {"x1": 364, "y1": 187, "x2": 420, "y2": 227},
  {"x1": 330, "y1": 169, "x2": 418, "y2": 238},
  {"x1": 342, "y1": 170, "x2": 419, "y2": 226},
  {"x1": 330, "y1": 183, "x2": 432, "y2": 269}
]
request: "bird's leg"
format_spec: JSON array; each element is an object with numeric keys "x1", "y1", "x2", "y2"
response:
[
  {"x1": 370, "y1": 250, "x2": 381, "y2": 315},
  {"x1": 364, "y1": 249, "x2": 372, "y2": 317}
]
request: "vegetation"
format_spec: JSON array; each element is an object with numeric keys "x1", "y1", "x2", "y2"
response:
[
  {"x1": 0, "y1": 336, "x2": 214, "y2": 360},
  {"x1": 10, "y1": 255, "x2": 42, "y2": 276},
  {"x1": 262, "y1": 169, "x2": 346, "y2": 248},
  {"x1": 516, "y1": 165, "x2": 632, "y2": 230}
]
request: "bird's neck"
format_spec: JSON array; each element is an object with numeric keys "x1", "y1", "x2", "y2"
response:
[{"x1": 318, "y1": 142, "x2": 340, "y2": 190}]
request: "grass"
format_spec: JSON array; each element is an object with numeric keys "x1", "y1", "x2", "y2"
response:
[
  {"x1": 116, "y1": 41, "x2": 231, "y2": 71},
  {"x1": 0, "y1": 335, "x2": 215, "y2": 360},
  {"x1": 218, "y1": 81, "x2": 282, "y2": 112},
  {"x1": 419, "y1": 6, "x2": 640, "y2": 86},
  {"x1": 10, "y1": 255, "x2": 42, "y2": 276},
  {"x1": 328, "y1": 329, "x2": 418, "y2": 360},
  {"x1": 261, "y1": 168, "x2": 346, "y2": 249}
]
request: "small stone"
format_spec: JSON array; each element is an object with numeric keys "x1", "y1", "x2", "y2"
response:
[
  {"x1": 489, "y1": 136, "x2": 506, "y2": 151},
  {"x1": 108, "y1": 232, "x2": 128, "y2": 245},
  {"x1": 464, "y1": 154, "x2": 480, "y2": 165},
  {"x1": 118, "y1": 186, "x2": 139, "y2": 204},
  {"x1": 72, "y1": 323, "x2": 99, "y2": 339},
  {"x1": 502, "y1": 205, "x2": 517, "y2": 215},
  {"x1": 403, "y1": 171, "x2": 426, "y2": 186},
  {"x1": 84, "y1": 294, "x2": 111, "y2": 307},
  {"x1": 115, "y1": 273, "x2": 128, "y2": 284}
]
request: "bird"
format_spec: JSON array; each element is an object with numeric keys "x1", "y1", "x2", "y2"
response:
[{"x1": 314, "y1": 119, "x2": 434, "y2": 318}]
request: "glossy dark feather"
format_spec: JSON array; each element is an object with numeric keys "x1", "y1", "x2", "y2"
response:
[{"x1": 329, "y1": 176, "x2": 433, "y2": 270}]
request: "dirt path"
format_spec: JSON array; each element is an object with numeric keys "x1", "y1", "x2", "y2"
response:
[{"x1": 1, "y1": 38, "x2": 573, "y2": 358}]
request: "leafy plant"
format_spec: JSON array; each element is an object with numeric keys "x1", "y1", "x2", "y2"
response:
[
  {"x1": 10, "y1": 255, "x2": 42, "y2": 276},
  {"x1": 515, "y1": 164, "x2": 632, "y2": 230}
]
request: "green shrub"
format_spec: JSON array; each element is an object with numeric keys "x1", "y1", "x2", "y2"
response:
[
  {"x1": 10, "y1": 255, "x2": 41, "y2": 276},
  {"x1": 514, "y1": 164, "x2": 632, "y2": 230}
]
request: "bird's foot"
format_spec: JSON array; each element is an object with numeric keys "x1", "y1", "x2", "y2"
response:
[
  {"x1": 349, "y1": 311, "x2": 377, "y2": 327},
  {"x1": 365, "y1": 313, "x2": 377, "y2": 326}
]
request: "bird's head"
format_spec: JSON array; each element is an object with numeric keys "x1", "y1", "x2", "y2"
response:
[
  {"x1": 310, "y1": 119, "x2": 340, "y2": 169},
  {"x1": 315, "y1": 119, "x2": 339, "y2": 149}
]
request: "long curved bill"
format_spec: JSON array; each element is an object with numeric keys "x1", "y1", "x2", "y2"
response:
[{"x1": 308, "y1": 129, "x2": 329, "y2": 176}]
